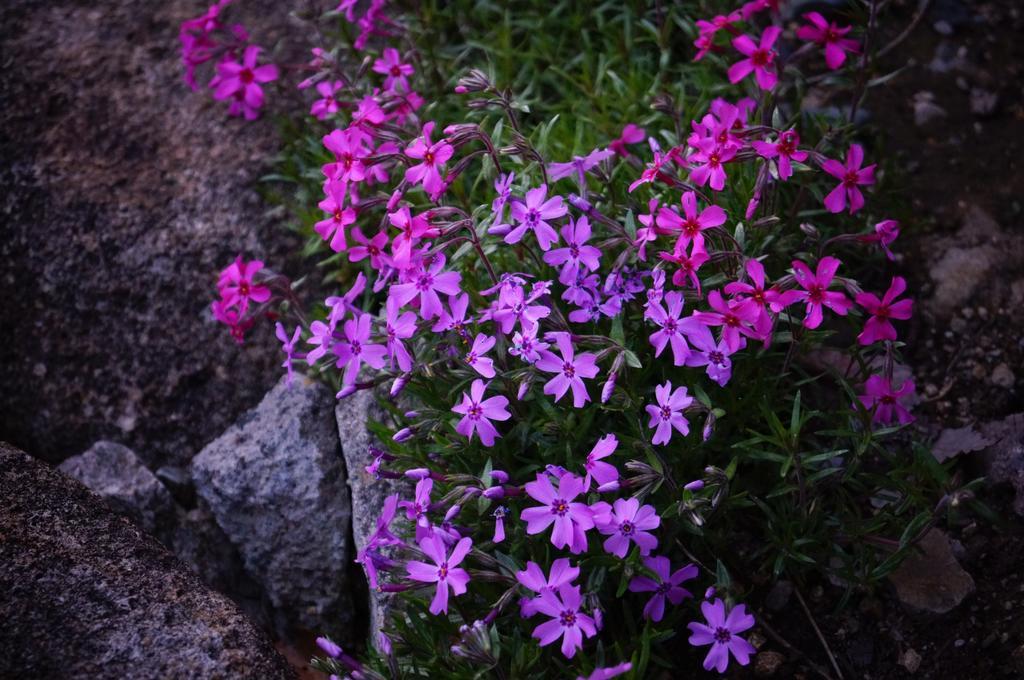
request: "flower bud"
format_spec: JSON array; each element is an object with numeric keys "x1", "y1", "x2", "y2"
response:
[
  {"x1": 704, "y1": 586, "x2": 716, "y2": 600},
  {"x1": 403, "y1": 410, "x2": 420, "y2": 419},
  {"x1": 568, "y1": 193, "x2": 592, "y2": 212},
  {"x1": 390, "y1": 374, "x2": 409, "y2": 398},
  {"x1": 444, "y1": 504, "x2": 462, "y2": 521},
  {"x1": 482, "y1": 486, "x2": 505, "y2": 500},
  {"x1": 335, "y1": 384, "x2": 357, "y2": 400},
  {"x1": 597, "y1": 480, "x2": 621, "y2": 493},
  {"x1": 488, "y1": 221, "x2": 511, "y2": 236},
  {"x1": 392, "y1": 427, "x2": 414, "y2": 442},
  {"x1": 684, "y1": 479, "x2": 705, "y2": 492},
  {"x1": 404, "y1": 467, "x2": 432, "y2": 480},
  {"x1": 316, "y1": 636, "x2": 342, "y2": 658},
  {"x1": 490, "y1": 469, "x2": 509, "y2": 483},
  {"x1": 517, "y1": 381, "x2": 529, "y2": 400}
]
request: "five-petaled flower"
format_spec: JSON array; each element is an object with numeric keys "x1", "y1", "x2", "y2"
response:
[
  {"x1": 535, "y1": 332, "x2": 600, "y2": 408},
  {"x1": 507, "y1": 185, "x2": 568, "y2": 251},
  {"x1": 405, "y1": 122, "x2": 454, "y2": 199},
  {"x1": 796, "y1": 12, "x2": 860, "y2": 70},
  {"x1": 791, "y1": 256, "x2": 853, "y2": 329},
  {"x1": 592, "y1": 498, "x2": 661, "y2": 558},
  {"x1": 646, "y1": 380, "x2": 694, "y2": 445},
  {"x1": 529, "y1": 583, "x2": 598, "y2": 659},
  {"x1": 858, "y1": 375, "x2": 916, "y2": 425},
  {"x1": 452, "y1": 379, "x2": 511, "y2": 446},
  {"x1": 521, "y1": 471, "x2": 595, "y2": 554},
  {"x1": 406, "y1": 534, "x2": 472, "y2": 615},
  {"x1": 516, "y1": 558, "x2": 580, "y2": 617},
  {"x1": 821, "y1": 144, "x2": 876, "y2": 214},
  {"x1": 628, "y1": 556, "x2": 698, "y2": 622},
  {"x1": 335, "y1": 313, "x2": 388, "y2": 386},
  {"x1": 687, "y1": 598, "x2": 758, "y2": 673},
  {"x1": 856, "y1": 276, "x2": 913, "y2": 345},
  {"x1": 728, "y1": 27, "x2": 781, "y2": 90}
]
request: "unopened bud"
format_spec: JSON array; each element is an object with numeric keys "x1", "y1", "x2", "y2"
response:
[
  {"x1": 482, "y1": 486, "x2": 505, "y2": 500},
  {"x1": 393, "y1": 427, "x2": 414, "y2": 442},
  {"x1": 404, "y1": 467, "x2": 431, "y2": 479},
  {"x1": 490, "y1": 470, "x2": 509, "y2": 483},
  {"x1": 684, "y1": 479, "x2": 705, "y2": 492},
  {"x1": 390, "y1": 374, "x2": 409, "y2": 397},
  {"x1": 336, "y1": 384, "x2": 357, "y2": 399}
]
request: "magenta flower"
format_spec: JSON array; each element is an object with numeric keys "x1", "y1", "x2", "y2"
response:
[
  {"x1": 628, "y1": 556, "x2": 697, "y2": 622},
  {"x1": 384, "y1": 297, "x2": 416, "y2": 372},
  {"x1": 218, "y1": 256, "x2": 271, "y2": 311},
  {"x1": 432, "y1": 293, "x2": 472, "y2": 336},
  {"x1": 355, "y1": 494, "x2": 401, "y2": 589},
  {"x1": 388, "y1": 206, "x2": 437, "y2": 270},
  {"x1": 315, "y1": 181, "x2": 356, "y2": 252},
  {"x1": 322, "y1": 128, "x2": 368, "y2": 184},
  {"x1": 465, "y1": 333, "x2": 497, "y2": 378},
  {"x1": 509, "y1": 327, "x2": 549, "y2": 364},
  {"x1": 535, "y1": 332, "x2": 600, "y2": 408},
  {"x1": 348, "y1": 227, "x2": 390, "y2": 269},
  {"x1": 648, "y1": 291, "x2": 701, "y2": 366},
  {"x1": 404, "y1": 122, "x2": 454, "y2": 199},
  {"x1": 406, "y1": 535, "x2": 472, "y2": 615},
  {"x1": 491, "y1": 171, "x2": 516, "y2": 227},
  {"x1": 659, "y1": 240, "x2": 710, "y2": 292},
  {"x1": 656, "y1": 191, "x2": 727, "y2": 250},
  {"x1": 399, "y1": 477, "x2": 433, "y2": 537},
  {"x1": 310, "y1": 79, "x2": 344, "y2": 120},
  {"x1": 684, "y1": 323, "x2": 735, "y2": 386},
  {"x1": 543, "y1": 216, "x2": 602, "y2": 279},
  {"x1": 582, "y1": 434, "x2": 619, "y2": 491},
  {"x1": 855, "y1": 276, "x2": 913, "y2": 345},
  {"x1": 592, "y1": 498, "x2": 660, "y2": 558},
  {"x1": 857, "y1": 375, "x2": 916, "y2": 425},
  {"x1": 609, "y1": 123, "x2": 645, "y2": 157},
  {"x1": 821, "y1": 144, "x2": 876, "y2": 214},
  {"x1": 693, "y1": 290, "x2": 761, "y2": 353},
  {"x1": 728, "y1": 27, "x2": 781, "y2": 90},
  {"x1": 506, "y1": 185, "x2": 567, "y2": 251},
  {"x1": 791, "y1": 257, "x2": 853, "y2": 329},
  {"x1": 452, "y1": 379, "x2": 511, "y2": 446},
  {"x1": 530, "y1": 583, "x2": 597, "y2": 658},
  {"x1": 548, "y1": 148, "x2": 614, "y2": 185},
  {"x1": 688, "y1": 598, "x2": 757, "y2": 673},
  {"x1": 646, "y1": 380, "x2": 694, "y2": 446},
  {"x1": 796, "y1": 12, "x2": 859, "y2": 70},
  {"x1": 689, "y1": 139, "x2": 738, "y2": 191},
  {"x1": 751, "y1": 129, "x2": 808, "y2": 180},
  {"x1": 521, "y1": 471, "x2": 595, "y2": 554},
  {"x1": 516, "y1": 558, "x2": 580, "y2": 617},
  {"x1": 335, "y1": 313, "x2": 388, "y2": 386},
  {"x1": 490, "y1": 285, "x2": 552, "y2": 334},
  {"x1": 863, "y1": 219, "x2": 900, "y2": 260},
  {"x1": 275, "y1": 323, "x2": 302, "y2": 386},
  {"x1": 389, "y1": 254, "x2": 463, "y2": 320},
  {"x1": 212, "y1": 45, "x2": 279, "y2": 119},
  {"x1": 372, "y1": 47, "x2": 414, "y2": 92},
  {"x1": 724, "y1": 259, "x2": 800, "y2": 337}
]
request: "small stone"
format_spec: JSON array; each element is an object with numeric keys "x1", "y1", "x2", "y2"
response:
[
  {"x1": 754, "y1": 651, "x2": 785, "y2": 677},
  {"x1": 913, "y1": 91, "x2": 947, "y2": 127},
  {"x1": 991, "y1": 363, "x2": 1015, "y2": 389},
  {"x1": 889, "y1": 528, "x2": 975, "y2": 614},
  {"x1": 932, "y1": 19, "x2": 954, "y2": 35},
  {"x1": 899, "y1": 648, "x2": 922, "y2": 673}
]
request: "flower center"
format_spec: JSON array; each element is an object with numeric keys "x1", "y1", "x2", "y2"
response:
[
  {"x1": 424, "y1": 151, "x2": 435, "y2": 165},
  {"x1": 465, "y1": 351, "x2": 477, "y2": 364},
  {"x1": 619, "y1": 521, "x2": 634, "y2": 535},
  {"x1": 437, "y1": 562, "x2": 449, "y2": 580},
  {"x1": 559, "y1": 609, "x2": 577, "y2": 627},
  {"x1": 659, "y1": 405, "x2": 672, "y2": 421},
  {"x1": 714, "y1": 627, "x2": 732, "y2": 644},
  {"x1": 843, "y1": 170, "x2": 859, "y2": 187},
  {"x1": 656, "y1": 582, "x2": 672, "y2": 595},
  {"x1": 526, "y1": 209, "x2": 540, "y2": 227},
  {"x1": 752, "y1": 49, "x2": 771, "y2": 67},
  {"x1": 390, "y1": 65, "x2": 402, "y2": 76},
  {"x1": 350, "y1": 340, "x2": 362, "y2": 355},
  {"x1": 238, "y1": 281, "x2": 251, "y2": 296},
  {"x1": 807, "y1": 284, "x2": 825, "y2": 304},
  {"x1": 562, "y1": 362, "x2": 575, "y2": 378},
  {"x1": 709, "y1": 350, "x2": 725, "y2": 365},
  {"x1": 240, "y1": 68, "x2": 254, "y2": 84},
  {"x1": 468, "y1": 403, "x2": 483, "y2": 420},
  {"x1": 416, "y1": 274, "x2": 435, "y2": 291},
  {"x1": 664, "y1": 318, "x2": 678, "y2": 334},
  {"x1": 552, "y1": 499, "x2": 569, "y2": 516}
]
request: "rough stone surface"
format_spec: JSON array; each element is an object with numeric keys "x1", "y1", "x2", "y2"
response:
[
  {"x1": 336, "y1": 389, "x2": 408, "y2": 642},
  {"x1": 0, "y1": 0, "x2": 305, "y2": 468},
  {"x1": 58, "y1": 440, "x2": 176, "y2": 542},
  {"x1": 193, "y1": 376, "x2": 354, "y2": 635},
  {"x1": 978, "y1": 413, "x2": 1024, "y2": 515},
  {"x1": 889, "y1": 528, "x2": 976, "y2": 614},
  {"x1": 0, "y1": 441, "x2": 294, "y2": 680}
]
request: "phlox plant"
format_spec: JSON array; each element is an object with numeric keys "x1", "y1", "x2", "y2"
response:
[{"x1": 189, "y1": 0, "x2": 983, "y2": 677}]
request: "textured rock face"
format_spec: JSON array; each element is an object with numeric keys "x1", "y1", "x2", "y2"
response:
[
  {"x1": 58, "y1": 440, "x2": 176, "y2": 541},
  {"x1": 0, "y1": 0, "x2": 303, "y2": 468},
  {"x1": 0, "y1": 442, "x2": 295, "y2": 680},
  {"x1": 889, "y1": 528, "x2": 975, "y2": 614},
  {"x1": 192, "y1": 376, "x2": 354, "y2": 635}
]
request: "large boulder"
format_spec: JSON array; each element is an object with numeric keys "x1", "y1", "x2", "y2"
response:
[
  {"x1": 192, "y1": 375, "x2": 354, "y2": 637},
  {"x1": 0, "y1": 441, "x2": 295, "y2": 679},
  {"x1": 0, "y1": 0, "x2": 304, "y2": 469}
]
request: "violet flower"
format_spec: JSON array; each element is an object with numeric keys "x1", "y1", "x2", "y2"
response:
[
  {"x1": 543, "y1": 216, "x2": 602, "y2": 280},
  {"x1": 687, "y1": 598, "x2": 757, "y2": 673},
  {"x1": 684, "y1": 324, "x2": 735, "y2": 386},
  {"x1": 335, "y1": 313, "x2": 388, "y2": 386},
  {"x1": 389, "y1": 254, "x2": 463, "y2": 320},
  {"x1": 645, "y1": 380, "x2": 694, "y2": 445},
  {"x1": 648, "y1": 291, "x2": 701, "y2": 366},
  {"x1": 582, "y1": 434, "x2": 619, "y2": 491},
  {"x1": 406, "y1": 535, "x2": 472, "y2": 615},
  {"x1": 628, "y1": 555, "x2": 697, "y2": 622},
  {"x1": 516, "y1": 558, "x2": 580, "y2": 617},
  {"x1": 348, "y1": 227, "x2": 390, "y2": 269},
  {"x1": 592, "y1": 498, "x2": 661, "y2": 558},
  {"x1": 506, "y1": 185, "x2": 567, "y2": 251},
  {"x1": 275, "y1": 323, "x2": 302, "y2": 386},
  {"x1": 465, "y1": 333, "x2": 497, "y2": 378},
  {"x1": 521, "y1": 471, "x2": 594, "y2": 554},
  {"x1": 530, "y1": 583, "x2": 597, "y2": 659},
  {"x1": 451, "y1": 379, "x2": 511, "y2": 447},
  {"x1": 535, "y1": 332, "x2": 600, "y2": 408}
]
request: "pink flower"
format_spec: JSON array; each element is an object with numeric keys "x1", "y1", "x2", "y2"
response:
[
  {"x1": 648, "y1": 291, "x2": 701, "y2": 366},
  {"x1": 311, "y1": 80, "x2": 344, "y2": 120},
  {"x1": 659, "y1": 240, "x2": 710, "y2": 292},
  {"x1": 372, "y1": 47, "x2": 414, "y2": 92},
  {"x1": 399, "y1": 477, "x2": 433, "y2": 535},
  {"x1": 728, "y1": 27, "x2": 781, "y2": 90},
  {"x1": 509, "y1": 327, "x2": 549, "y2": 364},
  {"x1": 856, "y1": 276, "x2": 913, "y2": 345},
  {"x1": 465, "y1": 333, "x2": 497, "y2": 378},
  {"x1": 322, "y1": 128, "x2": 368, "y2": 184},
  {"x1": 656, "y1": 191, "x2": 727, "y2": 250},
  {"x1": 628, "y1": 556, "x2": 697, "y2": 622},
  {"x1": 516, "y1": 558, "x2": 580, "y2": 617},
  {"x1": 275, "y1": 323, "x2": 302, "y2": 386},
  {"x1": 628, "y1": 148, "x2": 677, "y2": 193},
  {"x1": 491, "y1": 172, "x2": 516, "y2": 226},
  {"x1": 384, "y1": 297, "x2": 416, "y2": 372},
  {"x1": 535, "y1": 332, "x2": 600, "y2": 408},
  {"x1": 821, "y1": 144, "x2": 876, "y2": 214},
  {"x1": 791, "y1": 256, "x2": 853, "y2": 329},
  {"x1": 684, "y1": 323, "x2": 735, "y2": 386},
  {"x1": 217, "y1": 256, "x2": 271, "y2": 311},
  {"x1": 582, "y1": 434, "x2": 619, "y2": 491},
  {"x1": 858, "y1": 375, "x2": 916, "y2": 425},
  {"x1": 335, "y1": 313, "x2": 388, "y2": 386},
  {"x1": 548, "y1": 148, "x2": 614, "y2": 185},
  {"x1": 348, "y1": 227, "x2": 390, "y2": 269},
  {"x1": 389, "y1": 254, "x2": 463, "y2": 320},
  {"x1": 693, "y1": 290, "x2": 762, "y2": 353},
  {"x1": 687, "y1": 598, "x2": 757, "y2": 673},
  {"x1": 404, "y1": 122, "x2": 454, "y2": 199},
  {"x1": 315, "y1": 181, "x2": 356, "y2": 252},
  {"x1": 521, "y1": 471, "x2": 595, "y2": 554},
  {"x1": 406, "y1": 535, "x2": 472, "y2": 615},
  {"x1": 751, "y1": 129, "x2": 808, "y2": 180},
  {"x1": 591, "y1": 498, "x2": 660, "y2": 558},
  {"x1": 506, "y1": 185, "x2": 567, "y2": 251},
  {"x1": 212, "y1": 45, "x2": 279, "y2": 119},
  {"x1": 796, "y1": 12, "x2": 859, "y2": 70},
  {"x1": 862, "y1": 219, "x2": 900, "y2": 260},
  {"x1": 645, "y1": 380, "x2": 694, "y2": 445},
  {"x1": 388, "y1": 206, "x2": 437, "y2": 269},
  {"x1": 724, "y1": 259, "x2": 798, "y2": 337},
  {"x1": 577, "y1": 662, "x2": 633, "y2": 680},
  {"x1": 452, "y1": 379, "x2": 511, "y2": 446},
  {"x1": 432, "y1": 293, "x2": 472, "y2": 336},
  {"x1": 543, "y1": 216, "x2": 602, "y2": 279},
  {"x1": 530, "y1": 583, "x2": 597, "y2": 659},
  {"x1": 689, "y1": 139, "x2": 738, "y2": 191},
  {"x1": 609, "y1": 124, "x2": 645, "y2": 157}
]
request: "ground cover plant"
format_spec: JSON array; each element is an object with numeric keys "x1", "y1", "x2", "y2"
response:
[{"x1": 183, "y1": 0, "x2": 981, "y2": 676}]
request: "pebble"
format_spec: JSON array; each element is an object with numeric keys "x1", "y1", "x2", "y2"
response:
[
  {"x1": 899, "y1": 648, "x2": 922, "y2": 674},
  {"x1": 991, "y1": 363, "x2": 1015, "y2": 388},
  {"x1": 754, "y1": 651, "x2": 785, "y2": 677}
]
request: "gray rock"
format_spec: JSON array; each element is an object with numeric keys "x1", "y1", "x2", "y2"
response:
[
  {"x1": 928, "y1": 245, "x2": 999, "y2": 315},
  {"x1": 192, "y1": 375, "x2": 354, "y2": 636},
  {"x1": 978, "y1": 413, "x2": 1024, "y2": 515},
  {"x1": 889, "y1": 528, "x2": 975, "y2": 614},
  {"x1": 172, "y1": 505, "x2": 261, "y2": 612},
  {"x1": 990, "y1": 363, "x2": 1016, "y2": 389},
  {"x1": 58, "y1": 440, "x2": 176, "y2": 543},
  {"x1": 931, "y1": 426, "x2": 992, "y2": 462},
  {"x1": 0, "y1": 441, "x2": 294, "y2": 679},
  {"x1": 336, "y1": 388, "x2": 408, "y2": 646}
]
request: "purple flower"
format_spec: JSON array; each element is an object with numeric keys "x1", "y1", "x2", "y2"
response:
[
  {"x1": 687, "y1": 598, "x2": 757, "y2": 673},
  {"x1": 592, "y1": 498, "x2": 660, "y2": 558},
  {"x1": 399, "y1": 477, "x2": 433, "y2": 535},
  {"x1": 211, "y1": 45, "x2": 279, "y2": 119},
  {"x1": 492, "y1": 506, "x2": 508, "y2": 543},
  {"x1": 857, "y1": 375, "x2": 916, "y2": 425},
  {"x1": 516, "y1": 558, "x2": 580, "y2": 617},
  {"x1": 490, "y1": 285, "x2": 552, "y2": 335},
  {"x1": 506, "y1": 185, "x2": 567, "y2": 251},
  {"x1": 530, "y1": 583, "x2": 597, "y2": 658},
  {"x1": 389, "y1": 254, "x2": 463, "y2": 320},
  {"x1": 645, "y1": 380, "x2": 694, "y2": 445},
  {"x1": 335, "y1": 313, "x2": 388, "y2": 386},
  {"x1": 628, "y1": 556, "x2": 697, "y2": 622},
  {"x1": 656, "y1": 191, "x2": 727, "y2": 251},
  {"x1": 432, "y1": 293, "x2": 472, "y2": 337},
  {"x1": 577, "y1": 662, "x2": 633, "y2": 680},
  {"x1": 465, "y1": 333, "x2": 497, "y2": 378},
  {"x1": 692, "y1": 290, "x2": 761, "y2": 353},
  {"x1": 547, "y1": 148, "x2": 614, "y2": 186},
  {"x1": 310, "y1": 79, "x2": 344, "y2": 120},
  {"x1": 509, "y1": 327, "x2": 549, "y2": 364},
  {"x1": 855, "y1": 276, "x2": 913, "y2": 345},
  {"x1": 355, "y1": 494, "x2": 402, "y2": 589},
  {"x1": 521, "y1": 471, "x2": 594, "y2": 554},
  {"x1": 535, "y1": 332, "x2": 600, "y2": 408},
  {"x1": 406, "y1": 535, "x2": 472, "y2": 615},
  {"x1": 543, "y1": 216, "x2": 602, "y2": 280},
  {"x1": 452, "y1": 379, "x2": 511, "y2": 446},
  {"x1": 491, "y1": 172, "x2": 516, "y2": 225},
  {"x1": 684, "y1": 323, "x2": 735, "y2": 386},
  {"x1": 275, "y1": 323, "x2": 303, "y2": 386},
  {"x1": 582, "y1": 434, "x2": 619, "y2": 491},
  {"x1": 648, "y1": 291, "x2": 701, "y2": 366},
  {"x1": 384, "y1": 297, "x2": 416, "y2": 372}
]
